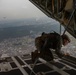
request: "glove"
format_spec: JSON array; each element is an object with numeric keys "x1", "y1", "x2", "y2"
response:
[{"x1": 64, "y1": 53, "x2": 70, "y2": 56}]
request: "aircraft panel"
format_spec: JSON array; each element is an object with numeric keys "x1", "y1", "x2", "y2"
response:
[{"x1": 29, "y1": 0, "x2": 76, "y2": 38}]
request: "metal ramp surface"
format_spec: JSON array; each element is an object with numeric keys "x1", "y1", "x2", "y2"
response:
[{"x1": 0, "y1": 54, "x2": 76, "y2": 75}]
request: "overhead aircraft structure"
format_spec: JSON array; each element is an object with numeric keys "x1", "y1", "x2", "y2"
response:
[{"x1": 29, "y1": 0, "x2": 76, "y2": 38}]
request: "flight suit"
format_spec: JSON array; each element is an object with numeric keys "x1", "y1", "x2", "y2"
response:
[{"x1": 35, "y1": 32, "x2": 63, "y2": 61}]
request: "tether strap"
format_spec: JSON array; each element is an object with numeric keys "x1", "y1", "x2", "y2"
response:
[{"x1": 63, "y1": 9, "x2": 76, "y2": 35}]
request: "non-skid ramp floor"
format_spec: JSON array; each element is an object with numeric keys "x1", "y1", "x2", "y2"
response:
[{"x1": 0, "y1": 54, "x2": 76, "y2": 75}]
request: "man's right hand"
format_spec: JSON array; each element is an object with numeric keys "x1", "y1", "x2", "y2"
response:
[{"x1": 64, "y1": 53, "x2": 70, "y2": 56}]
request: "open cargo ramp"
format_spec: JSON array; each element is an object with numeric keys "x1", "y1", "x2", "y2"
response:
[{"x1": 0, "y1": 54, "x2": 76, "y2": 75}]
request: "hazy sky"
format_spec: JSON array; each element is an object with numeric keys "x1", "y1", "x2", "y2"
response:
[{"x1": 0, "y1": 0, "x2": 47, "y2": 21}]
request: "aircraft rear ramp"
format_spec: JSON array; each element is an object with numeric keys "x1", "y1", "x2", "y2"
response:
[{"x1": 0, "y1": 54, "x2": 76, "y2": 75}]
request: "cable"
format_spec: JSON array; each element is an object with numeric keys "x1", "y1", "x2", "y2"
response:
[{"x1": 63, "y1": 9, "x2": 76, "y2": 35}]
